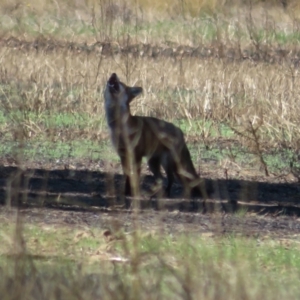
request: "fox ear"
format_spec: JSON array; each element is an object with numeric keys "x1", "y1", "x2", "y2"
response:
[{"x1": 130, "y1": 87, "x2": 143, "y2": 98}]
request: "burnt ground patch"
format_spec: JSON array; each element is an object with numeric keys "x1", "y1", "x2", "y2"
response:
[
  {"x1": 0, "y1": 161, "x2": 300, "y2": 238},
  {"x1": 0, "y1": 163, "x2": 300, "y2": 216}
]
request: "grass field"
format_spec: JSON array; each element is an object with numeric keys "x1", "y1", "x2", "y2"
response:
[
  {"x1": 1, "y1": 0, "x2": 300, "y2": 175},
  {"x1": 1, "y1": 0, "x2": 300, "y2": 299},
  {"x1": 1, "y1": 212, "x2": 300, "y2": 299}
]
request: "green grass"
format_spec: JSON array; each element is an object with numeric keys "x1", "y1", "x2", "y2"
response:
[
  {"x1": 0, "y1": 138, "x2": 115, "y2": 162},
  {"x1": 0, "y1": 221, "x2": 300, "y2": 299}
]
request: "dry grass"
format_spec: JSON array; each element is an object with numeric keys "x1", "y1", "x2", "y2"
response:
[{"x1": 1, "y1": 43, "x2": 300, "y2": 174}]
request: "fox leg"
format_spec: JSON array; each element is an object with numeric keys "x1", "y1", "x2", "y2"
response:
[
  {"x1": 131, "y1": 155, "x2": 142, "y2": 196},
  {"x1": 148, "y1": 156, "x2": 166, "y2": 196},
  {"x1": 177, "y1": 168, "x2": 200, "y2": 198},
  {"x1": 148, "y1": 156, "x2": 164, "y2": 180},
  {"x1": 121, "y1": 153, "x2": 142, "y2": 196},
  {"x1": 164, "y1": 168, "x2": 175, "y2": 198},
  {"x1": 161, "y1": 156, "x2": 175, "y2": 198},
  {"x1": 120, "y1": 155, "x2": 131, "y2": 196}
]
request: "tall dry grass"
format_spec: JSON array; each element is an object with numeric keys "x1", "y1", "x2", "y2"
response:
[{"x1": 1, "y1": 43, "x2": 300, "y2": 152}]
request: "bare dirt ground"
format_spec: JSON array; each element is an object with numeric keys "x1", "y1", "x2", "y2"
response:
[{"x1": 1, "y1": 158, "x2": 300, "y2": 239}]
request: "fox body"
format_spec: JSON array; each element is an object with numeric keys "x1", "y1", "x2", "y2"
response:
[{"x1": 104, "y1": 73, "x2": 207, "y2": 198}]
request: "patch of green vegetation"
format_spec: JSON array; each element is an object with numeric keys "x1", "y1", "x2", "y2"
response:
[
  {"x1": 0, "y1": 14, "x2": 96, "y2": 38},
  {"x1": 176, "y1": 119, "x2": 234, "y2": 138},
  {"x1": 137, "y1": 18, "x2": 219, "y2": 43},
  {"x1": 264, "y1": 30, "x2": 300, "y2": 45},
  {"x1": 188, "y1": 140, "x2": 298, "y2": 174},
  {"x1": 42, "y1": 112, "x2": 103, "y2": 129},
  {"x1": 264, "y1": 148, "x2": 300, "y2": 173},
  {"x1": 0, "y1": 137, "x2": 118, "y2": 162}
]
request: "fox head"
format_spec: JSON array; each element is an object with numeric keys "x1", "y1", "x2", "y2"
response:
[
  {"x1": 105, "y1": 73, "x2": 142, "y2": 107},
  {"x1": 104, "y1": 73, "x2": 143, "y2": 127}
]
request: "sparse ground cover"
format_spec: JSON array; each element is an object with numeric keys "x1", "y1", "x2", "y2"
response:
[
  {"x1": 1, "y1": 0, "x2": 300, "y2": 299},
  {"x1": 1, "y1": 209, "x2": 300, "y2": 299},
  {"x1": 0, "y1": 109, "x2": 295, "y2": 173},
  {"x1": 0, "y1": 209, "x2": 300, "y2": 299}
]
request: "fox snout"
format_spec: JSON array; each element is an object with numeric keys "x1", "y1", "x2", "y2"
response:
[{"x1": 107, "y1": 73, "x2": 120, "y2": 93}]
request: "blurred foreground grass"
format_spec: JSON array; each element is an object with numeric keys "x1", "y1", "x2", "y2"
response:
[{"x1": 0, "y1": 219, "x2": 300, "y2": 299}]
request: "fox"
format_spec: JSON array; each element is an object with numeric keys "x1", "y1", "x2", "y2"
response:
[{"x1": 104, "y1": 73, "x2": 211, "y2": 200}]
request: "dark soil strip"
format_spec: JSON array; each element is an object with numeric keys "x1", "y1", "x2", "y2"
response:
[
  {"x1": 1, "y1": 165, "x2": 300, "y2": 217},
  {"x1": 1, "y1": 36, "x2": 299, "y2": 65}
]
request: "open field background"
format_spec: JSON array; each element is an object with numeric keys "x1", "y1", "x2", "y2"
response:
[
  {"x1": 2, "y1": 0, "x2": 300, "y2": 174},
  {"x1": 1, "y1": 0, "x2": 300, "y2": 299}
]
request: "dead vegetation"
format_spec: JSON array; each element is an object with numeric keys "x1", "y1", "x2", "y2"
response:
[{"x1": 1, "y1": 39, "x2": 300, "y2": 177}]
